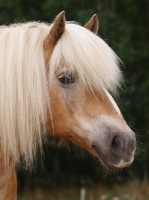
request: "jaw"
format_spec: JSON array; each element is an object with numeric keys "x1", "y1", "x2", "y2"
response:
[
  {"x1": 62, "y1": 137, "x2": 135, "y2": 172},
  {"x1": 56, "y1": 129, "x2": 135, "y2": 172},
  {"x1": 76, "y1": 116, "x2": 136, "y2": 171},
  {"x1": 67, "y1": 120, "x2": 136, "y2": 171},
  {"x1": 48, "y1": 123, "x2": 135, "y2": 172},
  {"x1": 49, "y1": 122, "x2": 136, "y2": 172}
]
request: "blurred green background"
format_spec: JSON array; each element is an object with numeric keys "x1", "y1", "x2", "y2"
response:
[{"x1": 0, "y1": 0, "x2": 149, "y2": 199}]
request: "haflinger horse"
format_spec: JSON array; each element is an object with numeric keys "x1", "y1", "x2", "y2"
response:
[{"x1": 0, "y1": 11, "x2": 135, "y2": 199}]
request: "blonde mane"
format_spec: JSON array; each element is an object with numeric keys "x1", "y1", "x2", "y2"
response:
[
  {"x1": 0, "y1": 22, "x2": 50, "y2": 167},
  {"x1": 0, "y1": 22, "x2": 122, "y2": 168}
]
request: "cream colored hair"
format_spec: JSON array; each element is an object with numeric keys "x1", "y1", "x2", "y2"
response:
[{"x1": 0, "y1": 22, "x2": 122, "y2": 169}]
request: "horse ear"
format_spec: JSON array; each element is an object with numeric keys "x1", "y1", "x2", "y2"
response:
[
  {"x1": 43, "y1": 11, "x2": 65, "y2": 64},
  {"x1": 44, "y1": 11, "x2": 65, "y2": 49},
  {"x1": 84, "y1": 14, "x2": 99, "y2": 34},
  {"x1": 50, "y1": 11, "x2": 66, "y2": 43}
]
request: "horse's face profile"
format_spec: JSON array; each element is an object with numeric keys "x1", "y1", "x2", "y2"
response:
[
  {"x1": 44, "y1": 12, "x2": 136, "y2": 170},
  {"x1": 48, "y1": 67, "x2": 136, "y2": 171}
]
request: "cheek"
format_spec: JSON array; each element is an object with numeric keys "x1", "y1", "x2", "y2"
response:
[
  {"x1": 47, "y1": 84, "x2": 79, "y2": 135},
  {"x1": 47, "y1": 92, "x2": 94, "y2": 152},
  {"x1": 48, "y1": 87, "x2": 118, "y2": 135},
  {"x1": 46, "y1": 85, "x2": 95, "y2": 152}
]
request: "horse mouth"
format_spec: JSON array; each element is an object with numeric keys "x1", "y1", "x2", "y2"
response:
[{"x1": 92, "y1": 145, "x2": 134, "y2": 171}]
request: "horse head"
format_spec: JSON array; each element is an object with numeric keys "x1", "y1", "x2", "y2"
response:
[{"x1": 44, "y1": 12, "x2": 136, "y2": 171}]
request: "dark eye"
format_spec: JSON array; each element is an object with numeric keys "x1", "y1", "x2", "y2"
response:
[{"x1": 58, "y1": 73, "x2": 75, "y2": 84}]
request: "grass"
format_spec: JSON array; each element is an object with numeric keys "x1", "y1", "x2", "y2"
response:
[{"x1": 18, "y1": 180, "x2": 149, "y2": 200}]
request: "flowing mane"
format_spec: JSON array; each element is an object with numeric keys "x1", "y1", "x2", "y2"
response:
[
  {"x1": 0, "y1": 21, "x2": 122, "y2": 168},
  {"x1": 0, "y1": 22, "x2": 50, "y2": 167}
]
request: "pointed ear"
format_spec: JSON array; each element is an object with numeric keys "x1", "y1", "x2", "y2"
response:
[
  {"x1": 43, "y1": 11, "x2": 65, "y2": 64},
  {"x1": 84, "y1": 14, "x2": 99, "y2": 34},
  {"x1": 50, "y1": 11, "x2": 65, "y2": 44},
  {"x1": 44, "y1": 11, "x2": 65, "y2": 47}
]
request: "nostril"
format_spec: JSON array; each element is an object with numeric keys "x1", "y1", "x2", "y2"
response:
[{"x1": 111, "y1": 136, "x2": 120, "y2": 150}]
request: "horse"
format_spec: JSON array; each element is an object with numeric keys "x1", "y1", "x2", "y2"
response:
[{"x1": 0, "y1": 11, "x2": 136, "y2": 199}]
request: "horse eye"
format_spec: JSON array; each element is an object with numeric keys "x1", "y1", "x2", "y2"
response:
[{"x1": 58, "y1": 73, "x2": 75, "y2": 84}]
